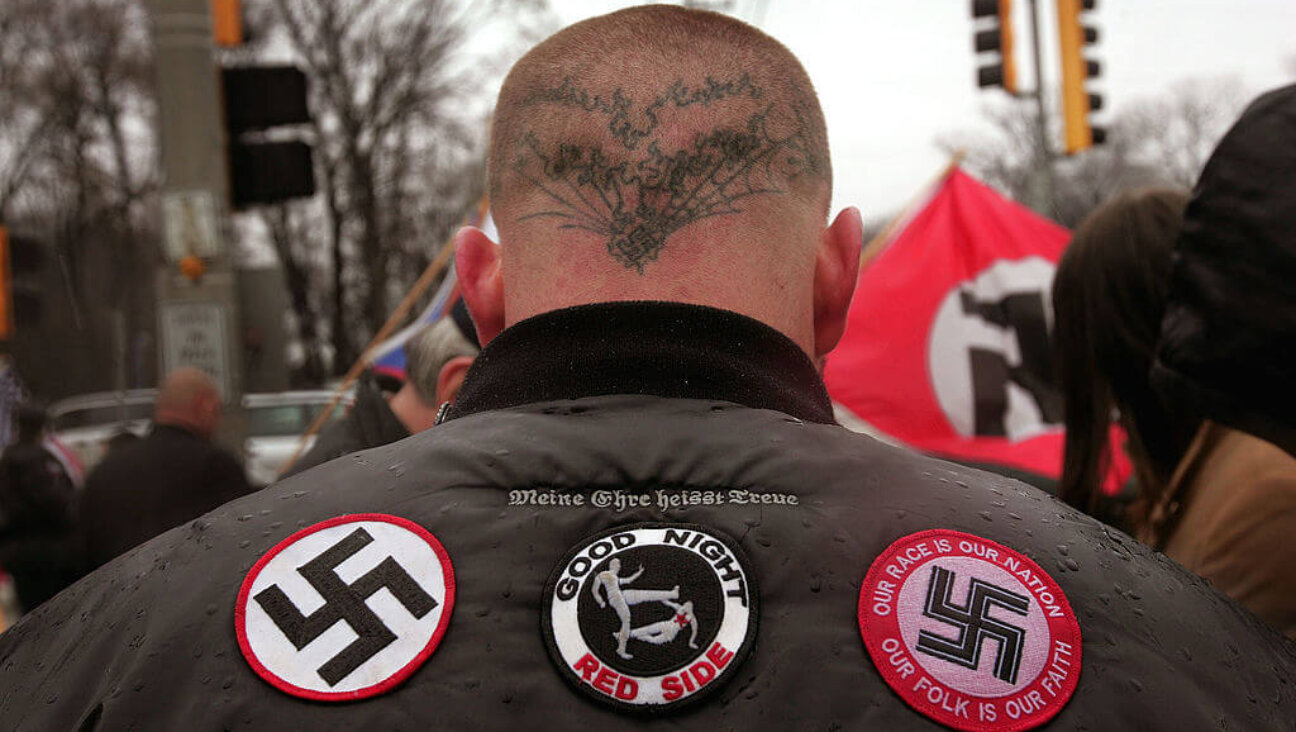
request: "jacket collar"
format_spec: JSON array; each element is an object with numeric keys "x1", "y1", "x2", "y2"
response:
[
  {"x1": 446, "y1": 301, "x2": 836, "y2": 425},
  {"x1": 150, "y1": 423, "x2": 204, "y2": 441}
]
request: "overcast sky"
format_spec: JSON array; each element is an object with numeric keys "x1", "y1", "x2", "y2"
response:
[{"x1": 544, "y1": 1, "x2": 1296, "y2": 221}]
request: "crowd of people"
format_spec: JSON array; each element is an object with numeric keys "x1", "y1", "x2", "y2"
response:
[
  {"x1": 0, "y1": 308, "x2": 478, "y2": 617},
  {"x1": 0, "y1": 4, "x2": 1292, "y2": 729}
]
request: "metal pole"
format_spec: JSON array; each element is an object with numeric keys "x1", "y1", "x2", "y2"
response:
[
  {"x1": 1027, "y1": 0, "x2": 1055, "y2": 216},
  {"x1": 146, "y1": 0, "x2": 247, "y2": 452}
]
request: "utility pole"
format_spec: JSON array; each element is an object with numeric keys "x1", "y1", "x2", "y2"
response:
[
  {"x1": 147, "y1": 0, "x2": 247, "y2": 450},
  {"x1": 1026, "y1": 0, "x2": 1056, "y2": 216}
]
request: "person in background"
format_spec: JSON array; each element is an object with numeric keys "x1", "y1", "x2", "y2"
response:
[
  {"x1": 1144, "y1": 83, "x2": 1296, "y2": 639},
  {"x1": 1051, "y1": 188, "x2": 1201, "y2": 531},
  {"x1": 104, "y1": 430, "x2": 140, "y2": 455},
  {"x1": 78, "y1": 368, "x2": 253, "y2": 570},
  {"x1": 282, "y1": 301, "x2": 479, "y2": 477},
  {"x1": 0, "y1": 403, "x2": 78, "y2": 612}
]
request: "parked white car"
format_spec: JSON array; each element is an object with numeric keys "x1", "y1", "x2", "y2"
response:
[
  {"x1": 242, "y1": 391, "x2": 351, "y2": 486},
  {"x1": 49, "y1": 390, "x2": 157, "y2": 470},
  {"x1": 50, "y1": 389, "x2": 353, "y2": 486}
]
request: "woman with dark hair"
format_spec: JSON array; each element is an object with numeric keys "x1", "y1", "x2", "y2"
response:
[{"x1": 1052, "y1": 188, "x2": 1201, "y2": 529}]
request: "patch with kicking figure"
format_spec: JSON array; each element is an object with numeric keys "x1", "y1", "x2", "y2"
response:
[
  {"x1": 542, "y1": 522, "x2": 758, "y2": 714},
  {"x1": 235, "y1": 514, "x2": 455, "y2": 702},
  {"x1": 858, "y1": 529, "x2": 1081, "y2": 731}
]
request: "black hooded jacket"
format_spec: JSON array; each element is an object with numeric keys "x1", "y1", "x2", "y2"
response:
[
  {"x1": 0, "y1": 439, "x2": 77, "y2": 611},
  {"x1": 1152, "y1": 82, "x2": 1296, "y2": 456},
  {"x1": 1, "y1": 303, "x2": 1293, "y2": 730}
]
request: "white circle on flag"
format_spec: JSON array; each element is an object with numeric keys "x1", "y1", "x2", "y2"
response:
[
  {"x1": 235, "y1": 514, "x2": 455, "y2": 701},
  {"x1": 927, "y1": 257, "x2": 1058, "y2": 441}
]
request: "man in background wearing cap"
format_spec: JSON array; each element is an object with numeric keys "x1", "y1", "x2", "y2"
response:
[{"x1": 283, "y1": 302, "x2": 479, "y2": 477}]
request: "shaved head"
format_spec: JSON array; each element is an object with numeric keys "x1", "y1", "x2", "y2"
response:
[
  {"x1": 463, "y1": 4, "x2": 860, "y2": 357},
  {"x1": 491, "y1": 5, "x2": 830, "y2": 266},
  {"x1": 155, "y1": 368, "x2": 222, "y2": 439}
]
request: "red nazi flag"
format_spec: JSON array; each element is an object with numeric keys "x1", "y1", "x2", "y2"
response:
[{"x1": 825, "y1": 169, "x2": 1129, "y2": 489}]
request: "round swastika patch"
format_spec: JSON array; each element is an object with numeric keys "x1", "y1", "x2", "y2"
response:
[
  {"x1": 858, "y1": 529, "x2": 1081, "y2": 731},
  {"x1": 235, "y1": 514, "x2": 455, "y2": 702},
  {"x1": 542, "y1": 523, "x2": 758, "y2": 715}
]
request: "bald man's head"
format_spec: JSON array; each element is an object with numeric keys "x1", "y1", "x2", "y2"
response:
[
  {"x1": 492, "y1": 5, "x2": 829, "y2": 260},
  {"x1": 155, "y1": 368, "x2": 222, "y2": 439},
  {"x1": 461, "y1": 5, "x2": 860, "y2": 357}
]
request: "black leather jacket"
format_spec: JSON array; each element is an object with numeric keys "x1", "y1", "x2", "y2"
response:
[{"x1": 1, "y1": 303, "x2": 1292, "y2": 730}]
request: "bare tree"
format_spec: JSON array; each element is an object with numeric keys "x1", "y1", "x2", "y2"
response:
[
  {"x1": 939, "y1": 98, "x2": 1048, "y2": 212},
  {"x1": 941, "y1": 77, "x2": 1247, "y2": 226},
  {"x1": 0, "y1": 0, "x2": 158, "y2": 397},
  {"x1": 243, "y1": 0, "x2": 551, "y2": 375},
  {"x1": 1117, "y1": 78, "x2": 1247, "y2": 189}
]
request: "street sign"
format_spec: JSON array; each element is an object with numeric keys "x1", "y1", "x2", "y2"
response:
[
  {"x1": 162, "y1": 190, "x2": 219, "y2": 262},
  {"x1": 160, "y1": 301, "x2": 231, "y2": 400}
]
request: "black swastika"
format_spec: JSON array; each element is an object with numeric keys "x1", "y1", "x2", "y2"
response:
[
  {"x1": 959, "y1": 289, "x2": 1063, "y2": 437},
  {"x1": 254, "y1": 527, "x2": 439, "y2": 685},
  {"x1": 915, "y1": 565, "x2": 1030, "y2": 684}
]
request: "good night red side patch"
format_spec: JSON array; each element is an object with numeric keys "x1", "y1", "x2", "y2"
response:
[
  {"x1": 542, "y1": 523, "x2": 757, "y2": 715},
  {"x1": 858, "y1": 529, "x2": 1081, "y2": 732}
]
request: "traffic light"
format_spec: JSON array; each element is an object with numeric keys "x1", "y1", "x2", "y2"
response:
[
  {"x1": 211, "y1": 0, "x2": 243, "y2": 48},
  {"x1": 972, "y1": 0, "x2": 1017, "y2": 94},
  {"x1": 229, "y1": 140, "x2": 315, "y2": 209},
  {"x1": 1057, "y1": 0, "x2": 1105, "y2": 153},
  {"x1": 221, "y1": 66, "x2": 316, "y2": 209},
  {"x1": 0, "y1": 227, "x2": 46, "y2": 338}
]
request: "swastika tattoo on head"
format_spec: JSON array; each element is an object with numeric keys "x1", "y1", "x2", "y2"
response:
[{"x1": 511, "y1": 74, "x2": 825, "y2": 273}]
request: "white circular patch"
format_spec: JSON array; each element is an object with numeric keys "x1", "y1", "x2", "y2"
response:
[
  {"x1": 235, "y1": 514, "x2": 455, "y2": 701},
  {"x1": 928, "y1": 257, "x2": 1060, "y2": 441},
  {"x1": 542, "y1": 523, "x2": 758, "y2": 714}
]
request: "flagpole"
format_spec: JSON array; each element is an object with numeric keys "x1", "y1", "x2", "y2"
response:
[
  {"x1": 859, "y1": 149, "x2": 966, "y2": 271},
  {"x1": 279, "y1": 194, "x2": 489, "y2": 476}
]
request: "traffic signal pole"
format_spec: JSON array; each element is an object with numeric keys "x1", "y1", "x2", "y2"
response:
[
  {"x1": 972, "y1": 0, "x2": 1053, "y2": 216},
  {"x1": 1026, "y1": 0, "x2": 1055, "y2": 215},
  {"x1": 147, "y1": 0, "x2": 247, "y2": 450}
]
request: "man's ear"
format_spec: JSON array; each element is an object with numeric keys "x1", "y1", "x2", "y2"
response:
[
  {"x1": 435, "y1": 356, "x2": 476, "y2": 405},
  {"x1": 812, "y1": 207, "x2": 863, "y2": 358},
  {"x1": 454, "y1": 227, "x2": 505, "y2": 345}
]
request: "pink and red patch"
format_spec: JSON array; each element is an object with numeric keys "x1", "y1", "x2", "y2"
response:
[{"x1": 858, "y1": 529, "x2": 1081, "y2": 731}]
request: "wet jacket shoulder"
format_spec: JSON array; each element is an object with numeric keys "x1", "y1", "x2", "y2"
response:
[
  {"x1": 283, "y1": 372, "x2": 408, "y2": 478},
  {"x1": 2, "y1": 304, "x2": 1293, "y2": 731}
]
